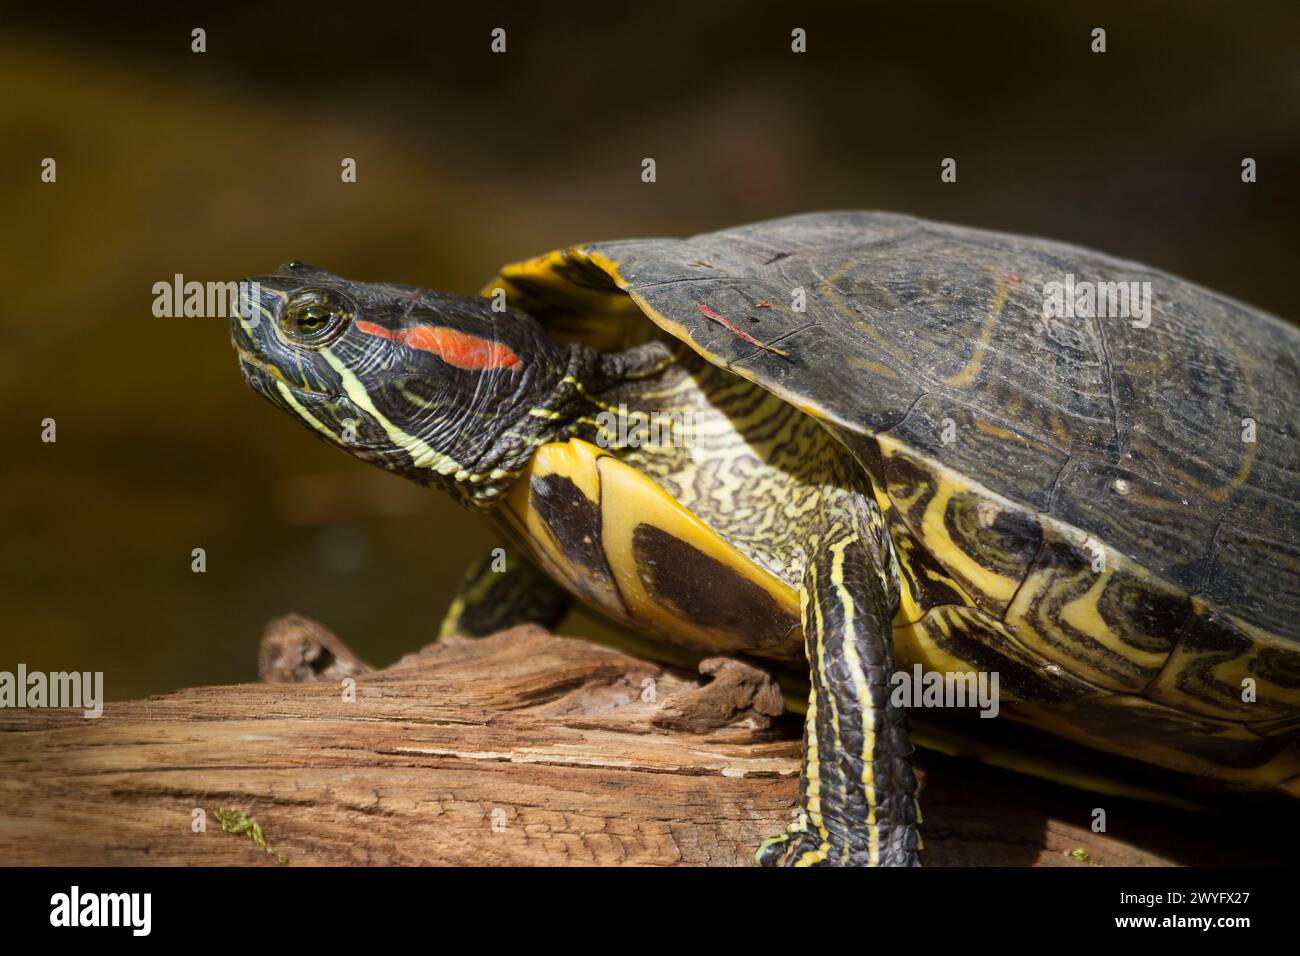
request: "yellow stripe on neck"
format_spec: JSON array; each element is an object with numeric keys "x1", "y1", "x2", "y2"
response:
[{"x1": 320, "y1": 348, "x2": 464, "y2": 477}]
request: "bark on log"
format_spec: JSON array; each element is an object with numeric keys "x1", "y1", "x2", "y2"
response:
[{"x1": 0, "y1": 622, "x2": 1289, "y2": 866}]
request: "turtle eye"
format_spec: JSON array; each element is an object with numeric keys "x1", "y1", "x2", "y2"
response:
[{"x1": 280, "y1": 289, "x2": 353, "y2": 347}]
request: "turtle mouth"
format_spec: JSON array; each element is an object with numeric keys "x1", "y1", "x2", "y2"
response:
[{"x1": 237, "y1": 351, "x2": 334, "y2": 399}]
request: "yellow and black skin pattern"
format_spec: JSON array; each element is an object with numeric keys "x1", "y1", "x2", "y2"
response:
[
  {"x1": 232, "y1": 212, "x2": 1300, "y2": 866},
  {"x1": 760, "y1": 518, "x2": 919, "y2": 866},
  {"x1": 233, "y1": 259, "x2": 922, "y2": 866}
]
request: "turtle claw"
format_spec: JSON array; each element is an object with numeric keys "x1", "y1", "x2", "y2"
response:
[
  {"x1": 757, "y1": 813, "x2": 921, "y2": 866},
  {"x1": 755, "y1": 814, "x2": 828, "y2": 867}
]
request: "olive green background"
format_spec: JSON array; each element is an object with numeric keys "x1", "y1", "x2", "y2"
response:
[{"x1": 2, "y1": 2, "x2": 1297, "y2": 699}]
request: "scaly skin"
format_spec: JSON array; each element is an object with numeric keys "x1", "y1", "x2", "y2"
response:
[{"x1": 233, "y1": 262, "x2": 924, "y2": 866}]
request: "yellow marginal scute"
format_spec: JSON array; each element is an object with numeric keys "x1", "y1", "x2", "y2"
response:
[
  {"x1": 1146, "y1": 597, "x2": 1300, "y2": 722},
  {"x1": 1005, "y1": 521, "x2": 1181, "y2": 693},
  {"x1": 876, "y1": 435, "x2": 1021, "y2": 611},
  {"x1": 919, "y1": 481, "x2": 1017, "y2": 605},
  {"x1": 871, "y1": 483, "x2": 937, "y2": 626},
  {"x1": 890, "y1": 613, "x2": 986, "y2": 687},
  {"x1": 482, "y1": 247, "x2": 645, "y2": 350},
  {"x1": 1006, "y1": 697, "x2": 1300, "y2": 786}
]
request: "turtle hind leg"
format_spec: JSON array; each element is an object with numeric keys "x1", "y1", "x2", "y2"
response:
[
  {"x1": 759, "y1": 524, "x2": 920, "y2": 867},
  {"x1": 439, "y1": 544, "x2": 572, "y2": 638}
]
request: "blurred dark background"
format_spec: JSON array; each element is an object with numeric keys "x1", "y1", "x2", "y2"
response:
[{"x1": 2, "y1": 1, "x2": 1297, "y2": 699}]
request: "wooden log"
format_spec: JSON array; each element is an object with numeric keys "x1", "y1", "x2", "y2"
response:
[{"x1": 0, "y1": 621, "x2": 1290, "y2": 866}]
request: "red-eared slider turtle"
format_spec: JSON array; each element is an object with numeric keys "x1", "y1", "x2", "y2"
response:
[{"x1": 232, "y1": 212, "x2": 1300, "y2": 866}]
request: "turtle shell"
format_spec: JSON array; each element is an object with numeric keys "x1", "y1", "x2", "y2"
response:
[{"x1": 487, "y1": 211, "x2": 1300, "y2": 785}]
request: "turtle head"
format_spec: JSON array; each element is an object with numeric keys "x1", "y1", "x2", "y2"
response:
[{"x1": 232, "y1": 262, "x2": 573, "y2": 508}]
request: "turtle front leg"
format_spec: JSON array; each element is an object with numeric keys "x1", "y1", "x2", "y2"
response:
[
  {"x1": 758, "y1": 525, "x2": 920, "y2": 866},
  {"x1": 439, "y1": 544, "x2": 573, "y2": 638}
]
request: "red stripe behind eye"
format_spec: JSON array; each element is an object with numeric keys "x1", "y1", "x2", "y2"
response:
[{"x1": 356, "y1": 320, "x2": 521, "y2": 370}]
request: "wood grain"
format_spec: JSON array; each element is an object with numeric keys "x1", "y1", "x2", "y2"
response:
[{"x1": 0, "y1": 622, "x2": 1290, "y2": 866}]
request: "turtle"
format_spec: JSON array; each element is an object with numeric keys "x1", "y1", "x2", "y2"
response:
[{"x1": 231, "y1": 211, "x2": 1300, "y2": 867}]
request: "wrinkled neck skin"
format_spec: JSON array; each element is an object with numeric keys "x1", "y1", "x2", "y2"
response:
[{"x1": 452, "y1": 336, "x2": 677, "y2": 510}]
